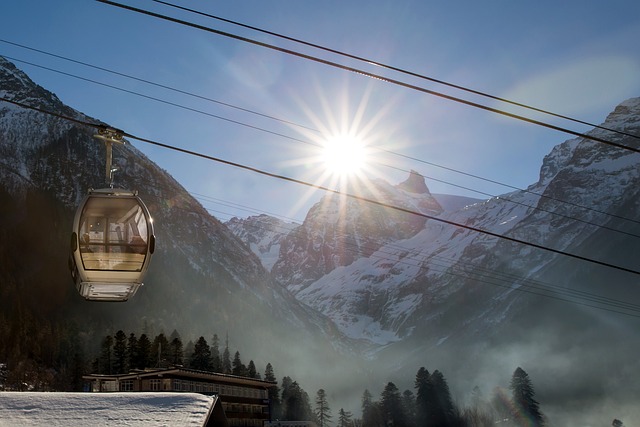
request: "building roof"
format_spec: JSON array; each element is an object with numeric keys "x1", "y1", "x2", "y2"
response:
[
  {"x1": 84, "y1": 366, "x2": 277, "y2": 388},
  {"x1": 0, "y1": 392, "x2": 227, "y2": 427}
]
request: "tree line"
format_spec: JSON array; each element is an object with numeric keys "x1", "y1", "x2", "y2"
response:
[
  {"x1": 94, "y1": 329, "x2": 547, "y2": 426},
  {"x1": 304, "y1": 366, "x2": 549, "y2": 427},
  {"x1": 1, "y1": 323, "x2": 628, "y2": 426},
  {"x1": 0, "y1": 310, "x2": 85, "y2": 392},
  {"x1": 92, "y1": 330, "x2": 260, "y2": 379},
  {"x1": 338, "y1": 366, "x2": 545, "y2": 427},
  {"x1": 92, "y1": 329, "x2": 318, "y2": 421}
]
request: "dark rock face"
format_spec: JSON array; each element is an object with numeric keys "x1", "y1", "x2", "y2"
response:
[
  {"x1": 271, "y1": 174, "x2": 443, "y2": 292},
  {"x1": 0, "y1": 57, "x2": 353, "y2": 382}
]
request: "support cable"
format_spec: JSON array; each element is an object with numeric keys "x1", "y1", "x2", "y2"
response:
[
  {"x1": 3, "y1": 44, "x2": 639, "y2": 228},
  {"x1": 150, "y1": 0, "x2": 640, "y2": 141},
  {"x1": 0, "y1": 39, "x2": 316, "y2": 133},
  {"x1": 95, "y1": 0, "x2": 640, "y2": 154},
  {"x1": 3, "y1": 96, "x2": 638, "y2": 276},
  {"x1": 4, "y1": 54, "x2": 639, "y2": 237}
]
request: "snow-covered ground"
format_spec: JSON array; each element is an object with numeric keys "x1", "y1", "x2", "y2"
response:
[{"x1": 0, "y1": 392, "x2": 219, "y2": 426}]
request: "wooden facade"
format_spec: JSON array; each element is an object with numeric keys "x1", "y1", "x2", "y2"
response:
[{"x1": 84, "y1": 367, "x2": 276, "y2": 427}]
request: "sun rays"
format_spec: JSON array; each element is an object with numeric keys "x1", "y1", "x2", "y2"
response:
[{"x1": 276, "y1": 78, "x2": 402, "y2": 222}]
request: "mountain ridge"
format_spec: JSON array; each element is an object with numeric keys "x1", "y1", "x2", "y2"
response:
[
  {"x1": 228, "y1": 96, "x2": 640, "y2": 422},
  {"x1": 0, "y1": 56, "x2": 362, "y2": 388},
  {"x1": 2, "y1": 55, "x2": 640, "y2": 424}
]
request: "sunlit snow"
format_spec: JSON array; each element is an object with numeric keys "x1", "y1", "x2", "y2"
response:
[{"x1": 0, "y1": 392, "x2": 218, "y2": 427}]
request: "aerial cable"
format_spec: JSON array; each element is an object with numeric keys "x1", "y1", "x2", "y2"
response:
[
  {"x1": 3, "y1": 125, "x2": 634, "y2": 315},
  {"x1": 388, "y1": 149, "x2": 640, "y2": 227},
  {"x1": 116, "y1": 165, "x2": 640, "y2": 317},
  {"x1": 150, "y1": 0, "x2": 640, "y2": 142},
  {"x1": 3, "y1": 99, "x2": 639, "y2": 277},
  {"x1": 411, "y1": 171, "x2": 640, "y2": 239},
  {"x1": 128, "y1": 131, "x2": 640, "y2": 277},
  {"x1": 336, "y1": 230, "x2": 640, "y2": 314},
  {"x1": 2, "y1": 55, "x2": 309, "y2": 144},
  {"x1": 0, "y1": 39, "x2": 316, "y2": 133},
  {"x1": 96, "y1": 0, "x2": 640, "y2": 155},
  {"x1": 64, "y1": 167, "x2": 640, "y2": 317},
  {"x1": 4, "y1": 54, "x2": 638, "y2": 238},
  {"x1": 4, "y1": 48, "x2": 638, "y2": 230},
  {"x1": 132, "y1": 180, "x2": 640, "y2": 317},
  {"x1": 148, "y1": 193, "x2": 640, "y2": 317}
]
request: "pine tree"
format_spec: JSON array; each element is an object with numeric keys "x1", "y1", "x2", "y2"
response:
[
  {"x1": 430, "y1": 370, "x2": 456, "y2": 425},
  {"x1": 470, "y1": 385, "x2": 482, "y2": 410},
  {"x1": 510, "y1": 367, "x2": 544, "y2": 426},
  {"x1": 338, "y1": 408, "x2": 353, "y2": 427},
  {"x1": 112, "y1": 330, "x2": 127, "y2": 374},
  {"x1": 361, "y1": 389, "x2": 373, "y2": 412},
  {"x1": 150, "y1": 333, "x2": 169, "y2": 368},
  {"x1": 166, "y1": 330, "x2": 183, "y2": 366},
  {"x1": 402, "y1": 389, "x2": 416, "y2": 426},
  {"x1": 232, "y1": 351, "x2": 247, "y2": 376},
  {"x1": 137, "y1": 334, "x2": 152, "y2": 370},
  {"x1": 315, "y1": 388, "x2": 332, "y2": 427},
  {"x1": 53, "y1": 322, "x2": 85, "y2": 391},
  {"x1": 380, "y1": 382, "x2": 407, "y2": 427},
  {"x1": 247, "y1": 360, "x2": 258, "y2": 378},
  {"x1": 284, "y1": 381, "x2": 314, "y2": 421},
  {"x1": 168, "y1": 329, "x2": 181, "y2": 343},
  {"x1": 281, "y1": 376, "x2": 293, "y2": 418},
  {"x1": 169, "y1": 336, "x2": 184, "y2": 366},
  {"x1": 210, "y1": 334, "x2": 221, "y2": 372},
  {"x1": 99, "y1": 335, "x2": 113, "y2": 375},
  {"x1": 190, "y1": 336, "x2": 212, "y2": 371},
  {"x1": 126, "y1": 333, "x2": 138, "y2": 371},
  {"x1": 414, "y1": 367, "x2": 432, "y2": 424},
  {"x1": 222, "y1": 334, "x2": 232, "y2": 374},
  {"x1": 265, "y1": 363, "x2": 281, "y2": 419},
  {"x1": 361, "y1": 389, "x2": 382, "y2": 427},
  {"x1": 183, "y1": 340, "x2": 195, "y2": 367}
]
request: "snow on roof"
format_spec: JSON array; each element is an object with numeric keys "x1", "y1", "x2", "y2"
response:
[{"x1": 0, "y1": 392, "x2": 222, "y2": 427}]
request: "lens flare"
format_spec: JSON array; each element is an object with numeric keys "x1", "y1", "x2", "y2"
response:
[{"x1": 321, "y1": 134, "x2": 368, "y2": 177}]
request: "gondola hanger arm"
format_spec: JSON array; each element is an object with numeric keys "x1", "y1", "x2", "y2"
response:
[{"x1": 93, "y1": 127, "x2": 126, "y2": 187}]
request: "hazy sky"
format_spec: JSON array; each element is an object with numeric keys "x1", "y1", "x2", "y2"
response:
[{"x1": 2, "y1": 0, "x2": 640, "y2": 222}]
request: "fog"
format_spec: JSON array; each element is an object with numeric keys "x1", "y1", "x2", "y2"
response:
[{"x1": 267, "y1": 289, "x2": 640, "y2": 426}]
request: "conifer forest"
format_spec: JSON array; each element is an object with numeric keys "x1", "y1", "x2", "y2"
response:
[{"x1": 0, "y1": 324, "x2": 561, "y2": 426}]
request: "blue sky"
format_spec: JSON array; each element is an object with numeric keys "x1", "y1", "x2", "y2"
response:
[{"x1": 2, "y1": 0, "x2": 640, "y2": 222}]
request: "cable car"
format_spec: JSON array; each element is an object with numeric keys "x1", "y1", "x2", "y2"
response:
[{"x1": 68, "y1": 128, "x2": 155, "y2": 301}]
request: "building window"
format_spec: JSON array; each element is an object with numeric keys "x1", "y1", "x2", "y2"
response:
[
  {"x1": 150, "y1": 379, "x2": 161, "y2": 391},
  {"x1": 120, "y1": 380, "x2": 134, "y2": 391}
]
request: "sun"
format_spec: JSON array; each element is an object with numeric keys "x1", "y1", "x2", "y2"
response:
[{"x1": 321, "y1": 134, "x2": 369, "y2": 177}]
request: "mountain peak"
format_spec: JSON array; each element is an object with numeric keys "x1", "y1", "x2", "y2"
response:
[
  {"x1": 396, "y1": 170, "x2": 430, "y2": 194},
  {"x1": 0, "y1": 56, "x2": 76, "y2": 118}
]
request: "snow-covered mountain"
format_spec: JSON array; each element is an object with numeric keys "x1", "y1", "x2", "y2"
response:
[
  {"x1": 3, "y1": 54, "x2": 640, "y2": 423},
  {"x1": 225, "y1": 214, "x2": 298, "y2": 271},
  {"x1": 0, "y1": 56, "x2": 360, "y2": 385},
  {"x1": 230, "y1": 99, "x2": 640, "y2": 350},
  {"x1": 229, "y1": 96, "x2": 640, "y2": 422},
  {"x1": 271, "y1": 171, "x2": 443, "y2": 293}
]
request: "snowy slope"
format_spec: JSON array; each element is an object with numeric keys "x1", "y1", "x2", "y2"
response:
[
  {"x1": 271, "y1": 171, "x2": 443, "y2": 294},
  {"x1": 0, "y1": 392, "x2": 221, "y2": 426},
  {"x1": 0, "y1": 56, "x2": 362, "y2": 390},
  {"x1": 225, "y1": 214, "x2": 298, "y2": 271},
  {"x1": 3, "y1": 54, "x2": 640, "y2": 425},
  {"x1": 230, "y1": 97, "x2": 640, "y2": 349}
]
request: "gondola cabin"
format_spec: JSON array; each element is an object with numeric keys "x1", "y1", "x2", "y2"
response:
[{"x1": 69, "y1": 188, "x2": 155, "y2": 301}]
